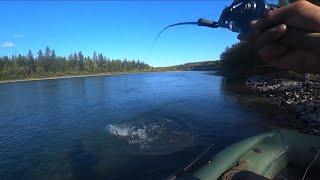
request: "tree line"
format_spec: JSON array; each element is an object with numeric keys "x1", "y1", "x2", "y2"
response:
[
  {"x1": 154, "y1": 61, "x2": 221, "y2": 71},
  {"x1": 220, "y1": 42, "x2": 264, "y2": 74},
  {"x1": 0, "y1": 47, "x2": 151, "y2": 80}
]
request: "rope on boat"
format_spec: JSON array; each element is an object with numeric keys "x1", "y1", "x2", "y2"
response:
[{"x1": 302, "y1": 146, "x2": 320, "y2": 180}]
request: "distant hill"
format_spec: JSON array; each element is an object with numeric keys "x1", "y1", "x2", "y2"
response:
[{"x1": 155, "y1": 61, "x2": 222, "y2": 71}]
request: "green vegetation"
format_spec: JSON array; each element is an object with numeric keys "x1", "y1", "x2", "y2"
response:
[
  {"x1": 0, "y1": 47, "x2": 150, "y2": 80},
  {"x1": 0, "y1": 45, "x2": 224, "y2": 82},
  {"x1": 155, "y1": 61, "x2": 221, "y2": 71},
  {"x1": 220, "y1": 42, "x2": 264, "y2": 74}
]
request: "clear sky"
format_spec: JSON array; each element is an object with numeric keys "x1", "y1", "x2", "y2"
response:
[{"x1": 0, "y1": 0, "x2": 238, "y2": 67}]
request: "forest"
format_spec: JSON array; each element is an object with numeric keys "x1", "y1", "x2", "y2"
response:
[
  {"x1": 220, "y1": 42, "x2": 264, "y2": 74},
  {"x1": 0, "y1": 47, "x2": 150, "y2": 80},
  {"x1": 154, "y1": 61, "x2": 221, "y2": 71},
  {"x1": 0, "y1": 42, "x2": 265, "y2": 81}
]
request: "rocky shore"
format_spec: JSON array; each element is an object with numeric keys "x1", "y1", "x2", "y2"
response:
[{"x1": 246, "y1": 72, "x2": 320, "y2": 133}]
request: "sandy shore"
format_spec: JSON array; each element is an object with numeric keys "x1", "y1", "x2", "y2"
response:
[{"x1": 0, "y1": 72, "x2": 152, "y2": 84}]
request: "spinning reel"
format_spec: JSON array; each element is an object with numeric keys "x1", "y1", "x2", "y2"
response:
[{"x1": 197, "y1": 0, "x2": 279, "y2": 34}]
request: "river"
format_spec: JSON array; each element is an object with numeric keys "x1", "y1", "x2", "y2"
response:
[{"x1": 0, "y1": 71, "x2": 285, "y2": 179}]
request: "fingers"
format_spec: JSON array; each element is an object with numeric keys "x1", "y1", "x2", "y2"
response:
[
  {"x1": 256, "y1": 28, "x2": 320, "y2": 73},
  {"x1": 251, "y1": 1, "x2": 320, "y2": 32},
  {"x1": 250, "y1": 6, "x2": 290, "y2": 31},
  {"x1": 255, "y1": 24, "x2": 287, "y2": 48},
  {"x1": 253, "y1": 26, "x2": 320, "y2": 53},
  {"x1": 259, "y1": 44, "x2": 287, "y2": 62},
  {"x1": 251, "y1": 1, "x2": 313, "y2": 30}
]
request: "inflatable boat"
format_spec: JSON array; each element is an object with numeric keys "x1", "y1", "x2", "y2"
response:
[{"x1": 183, "y1": 129, "x2": 320, "y2": 180}]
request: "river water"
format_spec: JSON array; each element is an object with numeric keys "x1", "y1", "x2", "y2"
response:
[{"x1": 0, "y1": 71, "x2": 284, "y2": 179}]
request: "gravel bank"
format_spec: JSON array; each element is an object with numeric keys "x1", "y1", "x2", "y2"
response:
[{"x1": 246, "y1": 72, "x2": 320, "y2": 133}]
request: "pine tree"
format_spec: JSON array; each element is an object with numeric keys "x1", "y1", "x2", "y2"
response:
[
  {"x1": 27, "y1": 50, "x2": 36, "y2": 74},
  {"x1": 78, "y1": 51, "x2": 85, "y2": 71},
  {"x1": 37, "y1": 50, "x2": 43, "y2": 60},
  {"x1": 93, "y1": 51, "x2": 98, "y2": 61},
  {"x1": 27, "y1": 50, "x2": 34, "y2": 60},
  {"x1": 51, "y1": 50, "x2": 56, "y2": 59},
  {"x1": 44, "y1": 46, "x2": 51, "y2": 58}
]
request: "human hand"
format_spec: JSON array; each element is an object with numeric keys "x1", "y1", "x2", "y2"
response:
[{"x1": 238, "y1": 0, "x2": 320, "y2": 73}]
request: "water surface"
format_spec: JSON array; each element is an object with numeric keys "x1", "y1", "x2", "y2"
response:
[{"x1": 0, "y1": 71, "x2": 276, "y2": 179}]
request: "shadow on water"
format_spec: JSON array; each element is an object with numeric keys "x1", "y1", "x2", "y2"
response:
[{"x1": 68, "y1": 140, "x2": 99, "y2": 180}]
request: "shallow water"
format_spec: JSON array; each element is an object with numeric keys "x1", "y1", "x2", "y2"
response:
[{"x1": 0, "y1": 71, "x2": 279, "y2": 179}]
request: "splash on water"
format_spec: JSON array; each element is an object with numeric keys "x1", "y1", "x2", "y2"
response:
[
  {"x1": 106, "y1": 115, "x2": 195, "y2": 153},
  {"x1": 107, "y1": 124, "x2": 149, "y2": 143}
]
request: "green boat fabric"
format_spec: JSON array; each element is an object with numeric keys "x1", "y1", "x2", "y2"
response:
[{"x1": 193, "y1": 129, "x2": 320, "y2": 180}]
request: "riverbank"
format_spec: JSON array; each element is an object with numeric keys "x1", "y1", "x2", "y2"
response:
[
  {"x1": 246, "y1": 72, "x2": 320, "y2": 133},
  {"x1": 0, "y1": 70, "x2": 199, "y2": 84},
  {"x1": 0, "y1": 71, "x2": 154, "y2": 84}
]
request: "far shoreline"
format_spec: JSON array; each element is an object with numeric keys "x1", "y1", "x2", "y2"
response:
[
  {"x1": 0, "y1": 71, "x2": 151, "y2": 84},
  {"x1": 0, "y1": 70, "x2": 191, "y2": 84},
  {"x1": 0, "y1": 61, "x2": 221, "y2": 84}
]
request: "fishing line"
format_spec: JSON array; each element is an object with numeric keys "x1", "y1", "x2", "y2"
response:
[{"x1": 302, "y1": 147, "x2": 320, "y2": 180}]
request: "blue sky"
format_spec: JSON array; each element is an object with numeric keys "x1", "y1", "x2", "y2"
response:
[{"x1": 0, "y1": 0, "x2": 238, "y2": 67}]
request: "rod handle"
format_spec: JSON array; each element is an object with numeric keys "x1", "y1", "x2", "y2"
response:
[{"x1": 197, "y1": 18, "x2": 219, "y2": 28}]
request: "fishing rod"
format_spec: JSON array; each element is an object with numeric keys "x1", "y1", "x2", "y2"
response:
[
  {"x1": 148, "y1": 0, "x2": 283, "y2": 56},
  {"x1": 171, "y1": 0, "x2": 280, "y2": 34}
]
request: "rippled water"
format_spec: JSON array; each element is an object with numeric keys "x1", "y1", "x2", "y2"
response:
[{"x1": 0, "y1": 71, "x2": 278, "y2": 179}]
